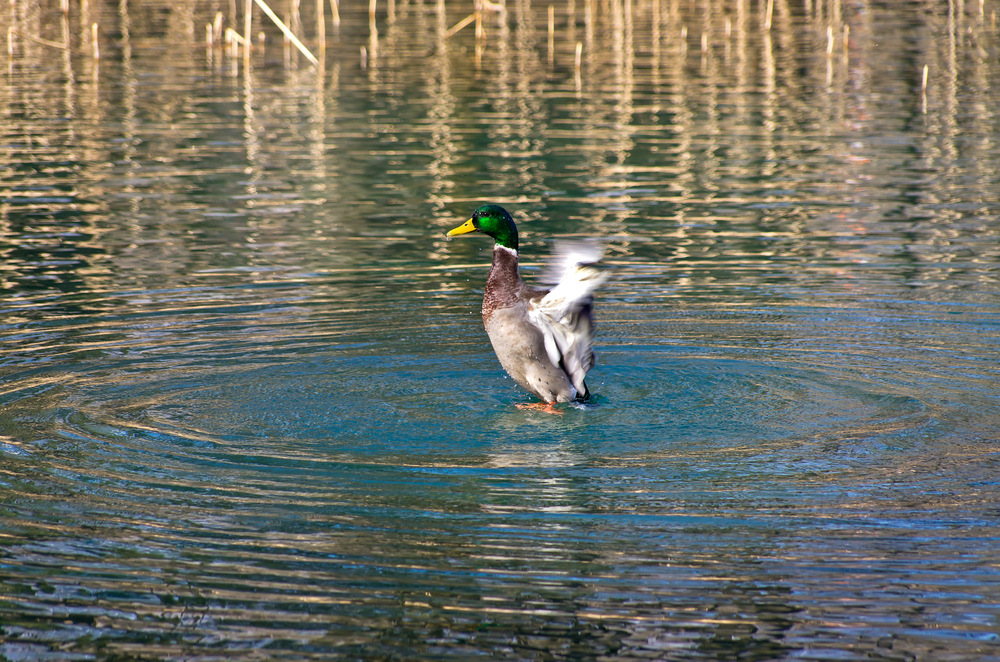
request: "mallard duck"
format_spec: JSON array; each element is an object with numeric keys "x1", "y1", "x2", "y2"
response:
[{"x1": 447, "y1": 204, "x2": 607, "y2": 408}]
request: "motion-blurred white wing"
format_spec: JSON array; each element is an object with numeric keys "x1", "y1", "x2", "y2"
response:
[{"x1": 527, "y1": 241, "x2": 608, "y2": 397}]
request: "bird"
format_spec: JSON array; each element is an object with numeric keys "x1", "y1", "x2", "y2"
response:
[{"x1": 446, "y1": 204, "x2": 607, "y2": 411}]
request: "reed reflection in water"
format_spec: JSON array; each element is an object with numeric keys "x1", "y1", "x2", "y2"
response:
[{"x1": 1, "y1": 0, "x2": 1000, "y2": 660}]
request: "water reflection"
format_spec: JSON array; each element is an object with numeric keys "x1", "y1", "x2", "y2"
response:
[
  {"x1": 4, "y1": 0, "x2": 999, "y2": 284},
  {"x1": 2, "y1": 0, "x2": 1000, "y2": 659}
]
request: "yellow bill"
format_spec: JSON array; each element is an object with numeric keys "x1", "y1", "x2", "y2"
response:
[{"x1": 447, "y1": 218, "x2": 477, "y2": 236}]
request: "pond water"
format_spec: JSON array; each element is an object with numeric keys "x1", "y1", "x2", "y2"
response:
[{"x1": 2, "y1": 0, "x2": 1000, "y2": 659}]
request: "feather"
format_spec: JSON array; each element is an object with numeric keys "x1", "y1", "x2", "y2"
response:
[{"x1": 527, "y1": 241, "x2": 609, "y2": 397}]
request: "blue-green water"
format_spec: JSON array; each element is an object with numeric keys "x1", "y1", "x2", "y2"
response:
[{"x1": 2, "y1": 0, "x2": 1000, "y2": 659}]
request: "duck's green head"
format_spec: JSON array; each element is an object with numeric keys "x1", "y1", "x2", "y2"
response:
[{"x1": 447, "y1": 204, "x2": 518, "y2": 251}]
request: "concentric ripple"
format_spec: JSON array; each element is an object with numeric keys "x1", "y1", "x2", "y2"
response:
[{"x1": 3, "y1": 0, "x2": 1000, "y2": 658}]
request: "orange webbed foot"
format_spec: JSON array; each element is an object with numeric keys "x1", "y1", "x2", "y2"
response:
[{"x1": 515, "y1": 401, "x2": 563, "y2": 415}]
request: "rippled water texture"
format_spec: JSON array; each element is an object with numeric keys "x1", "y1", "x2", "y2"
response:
[{"x1": 2, "y1": 0, "x2": 1000, "y2": 659}]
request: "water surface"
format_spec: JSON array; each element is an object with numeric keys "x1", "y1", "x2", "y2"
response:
[{"x1": 2, "y1": 0, "x2": 1000, "y2": 659}]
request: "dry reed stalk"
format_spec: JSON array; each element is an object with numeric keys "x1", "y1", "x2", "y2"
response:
[
  {"x1": 206, "y1": 22, "x2": 215, "y2": 67},
  {"x1": 60, "y1": 6, "x2": 69, "y2": 53},
  {"x1": 920, "y1": 64, "x2": 928, "y2": 114},
  {"x1": 253, "y1": 0, "x2": 318, "y2": 65},
  {"x1": 244, "y1": 0, "x2": 251, "y2": 71},
  {"x1": 367, "y1": 0, "x2": 378, "y2": 63},
  {"x1": 651, "y1": 0, "x2": 660, "y2": 55},
  {"x1": 547, "y1": 4, "x2": 554, "y2": 64},
  {"x1": 329, "y1": 0, "x2": 340, "y2": 27},
  {"x1": 91, "y1": 22, "x2": 99, "y2": 59},
  {"x1": 574, "y1": 40, "x2": 582, "y2": 89},
  {"x1": 283, "y1": 12, "x2": 291, "y2": 66},
  {"x1": 12, "y1": 30, "x2": 67, "y2": 50},
  {"x1": 445, "y1": 13, "x2": 476, "y2": 38},
  {"x1": 316, "y1": 0, "x2": 325, "y2": 54}
]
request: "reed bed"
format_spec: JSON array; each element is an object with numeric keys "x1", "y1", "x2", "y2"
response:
[
  {"x1": 1, "y1": 0, "x2": 998, "y2": 302},
  {"x1": 5, "y1": 0, "x2": 994, "y2": 83},
  {"x1": 1, "y1": 0, "x2": 996, "y2": 207}
]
